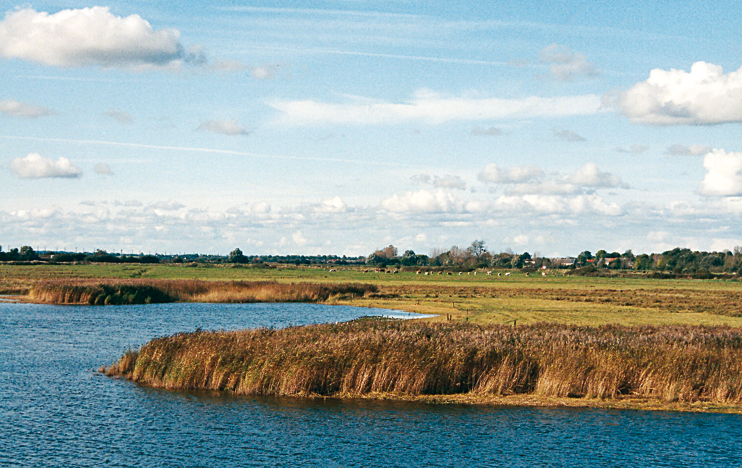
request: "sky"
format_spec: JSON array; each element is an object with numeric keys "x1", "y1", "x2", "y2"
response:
[{"x1": 1, "y1": 1, "x2": 741, "y2": 257}]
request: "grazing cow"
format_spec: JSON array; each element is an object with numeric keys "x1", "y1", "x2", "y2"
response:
[
  {"x1": 487, "y1": 271, "x2": 492, "y2": 275},
  {"x1": 525, "y1": 272, "x2": 529, "y2": 276},
  {"x1": 497, "y1": 272, "x2": 502, "y2": 277},
  {"x1": 505, "y1": 272, "x2": 511, "y2": 276},
  {"x1": 416, "y1": 270, "x2": 421, "y2": 274},
  {"x1": 329, "y1": 269, "x2": 336, "y2": 272},
  {"x1": 447, "y1": 272, "x2": 452, "y2": 275},
  {"x1": 542, "y1": 272, "x2": 547, "y2": 276}
]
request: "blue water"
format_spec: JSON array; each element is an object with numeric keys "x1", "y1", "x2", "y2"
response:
[{"x1": 1, "y1": 302, "x2": 741, "y2": 467}]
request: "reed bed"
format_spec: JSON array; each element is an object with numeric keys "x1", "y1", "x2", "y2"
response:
[
  {"x1": 103, "y1": 321, "x2": 742, "y2": 404},
  {"x1": 29, "y1": 279, "x2": 377, "y2": 305}
]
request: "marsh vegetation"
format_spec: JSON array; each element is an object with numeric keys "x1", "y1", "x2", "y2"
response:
[{"x1": 103, "y1": 321, "x2": 742, "y2": 406}]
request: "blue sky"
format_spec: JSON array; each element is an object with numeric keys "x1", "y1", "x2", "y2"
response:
[{"x1": 1, "y1": 1, "x2": 741, "y2": 257}]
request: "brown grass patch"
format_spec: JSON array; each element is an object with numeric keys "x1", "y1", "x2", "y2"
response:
[
  {"x1": 29, "y1": 279, "x2": 377, "y2": 305},
  {"x1": 103, "y1": 321, "x2": 742, "y2": 405}
]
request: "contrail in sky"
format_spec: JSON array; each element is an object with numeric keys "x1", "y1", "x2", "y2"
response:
[{"x1": 0, "y1": 135, "x2": 404, "y2": 167}]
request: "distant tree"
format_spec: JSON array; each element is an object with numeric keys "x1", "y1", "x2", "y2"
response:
[
  {"x1": 633, "y1": 254, "x2": 652, "y2": 271},
  {"x1": 228, "y1": 248, "x2": 248, "y2": 263},
  {"x1": 467, "y1": 240, "x2": 487, "y2": 258},
  {"x1": 375, "y1": 245, "x2": 398, "y2": 259},
  {"x1": 19, "y1": 246, "x2": 38, "y2": 261},
  {"x1": 400, "y1": 250, "x2": 429, "y2": 267},
  {"x1": 576, "y1": 251, "x2": 593, "y2": 266}
]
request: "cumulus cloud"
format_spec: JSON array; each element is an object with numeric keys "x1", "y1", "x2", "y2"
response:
[
  {"x1": 568, "y1": 162, "x2": 623, "y2": 188},
  {"x1": 553, "y1": 129, "x2": 586, "y2": 142},
  {"x1": 0, "y1": 99, "x2": 54, "y2": 118},
  {"x1": 471, "y1": 126, "x2": 504, "y2": 136},
  {"x1": 614, "y1": 145, "x2": 648, "y2": 154},
  {"x1": 381, "y1": 189, "x2": 461, "y2": 213},
  {"x1": 411, "y1": 174, "x2": 431, "y2": 185},
  {"x1": 413, "y1": 174, "x2": 467, "y2": 191},
  {"x1": 493, "y1": 193, "x2": 623, "y2": 216},
  {"x1": 699, "y1": 149, "x2": 742, "y2": 196},
  {"x1": 317, "y1": 196, "x2": 346, "y2": 213},
  {"x1": 151, "y1": 201, "x2": 185, "y2": 211},
  {"x1": 0, "y1": 7, "x2": 191, "y2": 69},
  {"x1": 250, "y1": 65, "x2": 279, "y2": 80},
  {"x1": 433, "y1": 175, "x2": 467, "y2": 191},
  {"x1": 292, "y1": 231, "x2": 308, "y2": 247},
  {"x1": 10, "y1": 153, "x2": 82, "y2": 178},
  {"x1": 94, "y1": 163, "x2": 113, "y2": 175},
  {"x1": 197, "y1": 119, "x2": 250, "y2": 136},
  {"x1": 665, "y1": 144, "x2": 712, "y2": 156},
  {"x1": 271, "y1": 90, "x2": 603, "y2": 126},
  {"x1": 538, "y1": 44, "x2": 599, "y2": 81},
  {"x1": 104, "y1": 109, "x2": 134, "y2": 124},
  {"x1": 617, "y1": 61, "x2": 742, "y2": 125},
  {"x1": 478, "y1": 164, "x2": 544, "y2": 184}
]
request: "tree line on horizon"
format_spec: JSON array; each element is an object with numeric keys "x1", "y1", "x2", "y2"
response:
[
  {"x1": 2, "y1": 243, "x2": 742, "y2": 276},
  {"x1": 363, "y1": 241, "x2": 742, "y2": 277}
]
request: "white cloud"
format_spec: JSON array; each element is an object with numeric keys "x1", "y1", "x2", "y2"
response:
[
  {"x1": 0, "y1": 99, "x2": 54, "y2": 118},
  {"x1": 504, "y1": 181, "x2": 578, "y2": 195},
  {"x1": 478, "y1": 164, "x2": 544, "y2": 184},
  {"x1": 0, "y1": 7, "x2": 188, "y2": 69},
  {"x1": 197, "y1": 119, "x2": 250, "y2": 136},
  {"x1": 665, "y1": 144, "x2": 712, "y2": 156},
  {"x1": 381, "y1": 189, "x2": 461, "y2": 213},
  {"x1": 617, "y1": 61, "x2": 742, "y2": 125},
  {"x1": 151, "y1": 201, "x2": 185, "y2": 211},
  {"x1": 317, "y1": 196, "x2": 346, "y2": 213},
  {"x1": 539, "y1": 44, "x2": 599, "y2": 81},
  {"x1": 433, "y1": 175, "x2": 467, "y2": 191},
  {"x1": 614, "y1": 145, "x2": 648, "y2": 154},
  {"x1": 411, "y1": 174, "x2": 431, "y2": 185},
  {"x1": 104, "y1": 110, "x2": 134, "y2": 124},
  {"x1": 94, "y1": 163, "x2": 113, "y2": 175},
  {"x1": 492, "y1": 193, "x2": 623, "y2": 216},
  {"x1": 471, "y1": 126, "x2": 504, "y2": 136},
  {"x1": 10, "y1": 153, "x2": 82, "y2": 178},
  {"x1": 292, "y1": 231, "x2": 308, "y2": 247},
  {"x1": 568, "y1": 162, "x2": 623, "y2": 188},
  {"x1": 699, "y1": 149, "x2": 742, "y2": 196},
  {"x1": 271, "y1": 90, "x2": 603, "y2": 126},
  {"x1": 553, "y1": 129, "x2": 586, "y2": 142},
  {"x1": 250, "y1": 65, "x2": 279, "y2": 80}
]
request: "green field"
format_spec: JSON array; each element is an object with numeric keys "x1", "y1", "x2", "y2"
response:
[{"x1": 4, "y1": 263, "x2": 742, "y2": 327}]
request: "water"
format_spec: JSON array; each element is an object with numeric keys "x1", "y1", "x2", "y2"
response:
[{"x1": 1, "y1": 302, "x2": 741, "y2": 467}]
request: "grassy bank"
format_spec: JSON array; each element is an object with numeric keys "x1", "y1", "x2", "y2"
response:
[
  {"x1": 6, "y1": 262, "x2": 742, "y2": 326},
  {"x1": 103, "y1": 321, "x2": 742, "y2": 410},
  {"x1": 28, "y1": 279, "x2": 377, "y2": 305}
]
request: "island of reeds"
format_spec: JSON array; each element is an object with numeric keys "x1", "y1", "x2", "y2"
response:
[
  {"x1": 28, "y1": 279, "x2": 377, "y2": 305},
  {"x1": 102, "y1": 321, "x2": 742, "y2": 410}
]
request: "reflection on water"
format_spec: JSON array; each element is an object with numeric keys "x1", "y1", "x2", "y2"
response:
[{"x1": 0, "y1": 302, "x2": 740, "y2": 467}]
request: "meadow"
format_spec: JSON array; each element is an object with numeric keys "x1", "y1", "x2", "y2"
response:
[{"x1": 4, "y1": 262, "x2": 742, "y2": 327}]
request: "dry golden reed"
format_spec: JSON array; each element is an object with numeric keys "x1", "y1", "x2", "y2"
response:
[
  {"x1": 103, "y1": 321, "x2": 742, "y2": 404},
  {"x1": 29, "y1": 279, "x2": 376, "y2": 305}
]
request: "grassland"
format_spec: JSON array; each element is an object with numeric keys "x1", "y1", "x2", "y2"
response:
[{"x1": 5, "y1": 262, "x2": 742, "y2": 327}]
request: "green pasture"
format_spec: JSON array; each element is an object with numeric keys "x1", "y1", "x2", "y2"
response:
[{"x1": 2, "y1": 263, "x2": 742, "y2": 327}]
